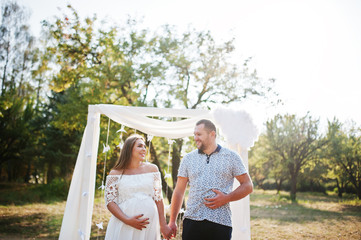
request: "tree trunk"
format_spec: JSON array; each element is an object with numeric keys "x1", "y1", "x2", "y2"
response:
[
  {"x1": 276, "y1": 178, "x2": 283, "y2": 194},
  {"x1": 47, "y1": 161, "x2": 54, "y2": 184},
  {"x1": 7, "y1": 161, "x2": 12, "y2": 182},
  {"x1": 24, "y1": 159, "x2": 31, "y2": 183},
  {"x1": 290, "y1": 173, "x2": 297, "y2": 202},
  {"x1": 310, "y1": 179, "x2": 314, "y2": 192},
  {"x1": 1, "y1": 43, "x2": 10, "y2": 95},
  {"x1": 255, "y1": 178, "x2": 264, "y2": 190},
  {"x1": 336, "y1": 178, "x2": 343, "y2": 198},
  {"x1": 34, "y1": 169, "x2": 39, "y2": 184},
  {"x1": 171, "y1": 139, "x2": 183, "y2": 187}
]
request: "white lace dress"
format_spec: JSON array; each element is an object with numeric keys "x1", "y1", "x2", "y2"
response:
[{"x1": 104, "y1": 172, "x2": 163, "y2": 240}]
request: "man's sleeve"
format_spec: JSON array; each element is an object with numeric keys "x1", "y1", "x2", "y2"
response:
[
  {"x1": 177, "y1": 154, "x2": 188, "y2": 178},
  {"x1": 232, "y1": 152, "x2": 248, "y2": 176}
]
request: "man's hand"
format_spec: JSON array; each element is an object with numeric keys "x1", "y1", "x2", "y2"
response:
[
  {"x1": 168, "y1": 221, "x2": 177, "y2": 238},
  {"x1": 203, "y1": 189, "x2": 229, "y2": 209},
  {"x1": 161, "y1": 224, "x2": 173, "y2": 239}
]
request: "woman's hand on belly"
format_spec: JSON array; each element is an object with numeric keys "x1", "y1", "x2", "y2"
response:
[{"x1": 124, "y1": 214, "x2": 150, "y2": 230}]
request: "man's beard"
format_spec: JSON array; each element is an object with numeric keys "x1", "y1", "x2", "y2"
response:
[{"x1": 197, "y1": 141, "x2": 205, "y2": 151}]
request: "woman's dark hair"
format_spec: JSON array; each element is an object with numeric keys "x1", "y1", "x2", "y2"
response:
[{"x1": 112, "y1": 134, "x2": 145, "y2": 170}]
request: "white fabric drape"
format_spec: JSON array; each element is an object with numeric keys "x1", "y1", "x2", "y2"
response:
[
  {"x1": 59, "y1": 104, "x2": 258, "y2": 240},
  {"x1": 229, "y1": 144, "x2": 251, "y2": 240}
]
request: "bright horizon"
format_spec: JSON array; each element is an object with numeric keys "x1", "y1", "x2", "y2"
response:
[{"x1": 18, "y1": 0, "x2": 361, "y2": 129}]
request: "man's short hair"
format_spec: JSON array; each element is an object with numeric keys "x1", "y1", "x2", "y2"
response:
[{"x1": 196, "y1": 119, "x2": 216, "y2": 133}]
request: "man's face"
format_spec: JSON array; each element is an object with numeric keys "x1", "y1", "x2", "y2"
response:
[{"x1": 194, "y1": 124, "x2": 212, "y2": 151}]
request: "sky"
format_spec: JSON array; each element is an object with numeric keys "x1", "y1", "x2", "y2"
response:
[{"x1": 18, "y1": 0, "x2": 361, "y2": 129}]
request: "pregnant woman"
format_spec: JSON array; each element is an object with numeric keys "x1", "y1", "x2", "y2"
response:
[{"x1": 104, "y1": 134, "x2": 172, "y2": 240}]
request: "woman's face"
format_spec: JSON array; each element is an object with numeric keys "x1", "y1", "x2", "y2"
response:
[{"x1": 131, "y1": 138, "x2": 146, "y2": 161}]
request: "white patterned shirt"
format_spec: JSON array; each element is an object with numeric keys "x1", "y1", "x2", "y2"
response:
[{"x1": 177, "y1": 145, "x2": 247, "y2": 227}]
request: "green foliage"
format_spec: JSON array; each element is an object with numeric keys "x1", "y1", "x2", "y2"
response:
[
  {"x1": 260, "y1": 114, "x2": 325, "y2": 201},
  {"x1": 2, "y1": 2, "x2": 360, "y2": 207},
  {"x1": 250, "y1": 115, "x2": 361, "y2": 201},
  {"x1": 0, "y1": 94, "x2": 35, "y2": 180},
  {"x1": 0, "y1": 1, "x2": 40, "y2": 183},
  {"x1": 0, "y1": 1, "x2": 281, "y2": 209},
  {"x1": 37, "y1": 178, "x2": 70, "y2": 201},
  {"x1": 153, "y1": 26, "x2": 279, "y2": 109},
  {"x1": 35, "y1": 5, "x2": 280, "y2": 200},
  {"x1": 325, "y1": 119, "x2": 361, "y2": 199},
  {"x1": 0, "y1": 179, "x2": 69, "y2": 205},
  {"x1": 249, "y1": 134, "x2": 288, "y2": 193}
]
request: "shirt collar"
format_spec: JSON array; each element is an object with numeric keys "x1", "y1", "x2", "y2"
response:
[{"x1": 198, "y1": 144, "x2": 222, "y2": 155}]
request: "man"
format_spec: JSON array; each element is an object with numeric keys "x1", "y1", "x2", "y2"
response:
[{"x1": 168, "y1": 119, "x2": 253, "y2": 240}]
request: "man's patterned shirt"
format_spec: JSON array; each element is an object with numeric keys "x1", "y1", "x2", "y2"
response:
[{"x1": 177, "y1": 145, "x2": 247, "y2": 227}]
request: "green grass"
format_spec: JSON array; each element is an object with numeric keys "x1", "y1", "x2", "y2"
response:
[
  {"x1": 0, "y1": 185, "x2": 360, "y2": 239},
  {"x1": 250, "y1": 190, "x2": 361, "y2": 239},
  {"x1": 0, "y1": 202, "x2": 65, "y2": 239}
]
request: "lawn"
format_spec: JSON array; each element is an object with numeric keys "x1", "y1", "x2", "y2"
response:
[
  {"x1": 250, "y1": 189, "x2": 361, "y2": 240},
  {"x1": 0, "y1": 187, "x2": 360, "y2": 239}
]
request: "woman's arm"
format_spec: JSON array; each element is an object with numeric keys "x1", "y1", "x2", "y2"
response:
[{"x1": 155, "y1": 199, "x2": 172, "y2": 239}]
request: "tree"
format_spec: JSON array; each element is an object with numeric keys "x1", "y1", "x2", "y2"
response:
[
  {"x1": 37, "y1": 6, "x2": 279, "y2": 201},
  {"x1": 265, "y1": 114, "x2": 325, "y2": 201},
  {"x1": 150, "y1": 26, "x2": 280, "y2": 186},
  {"x1": 298, "y1": 156, "x2": 328, "y2": 193},
  {"x1": 249, "y1": 134, "x2": 272, "y2": 190},
  {"x1": 0, "y1": 1, "x2": 36, "y2": 96},
  {"x1": 250, "y1": 133, "x2": 288, "y2": 193},
  {"x1": 38, "y1": 6, "x2": 170, "y2": 187},
  {"x1": 151, "y1": 25, "x2": 279, "y2": 109},
  {"x1": 0, "y1": 96, "x2": 34, "y2": 180},
  {"x1": 0, "y1": 1, "x2": 39, "y2": 182},
  {"x1": 326, "y1": 119, "x2": 361, "y2": 199}
]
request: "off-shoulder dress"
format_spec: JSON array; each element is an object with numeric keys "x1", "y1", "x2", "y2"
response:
[{"x1": 104, "y1": 172, "x2": 162, "y2": 240}]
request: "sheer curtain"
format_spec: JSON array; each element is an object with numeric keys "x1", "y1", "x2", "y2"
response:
[{"x1": 58, "y1": 104, "x2": 258, "y2": 240}]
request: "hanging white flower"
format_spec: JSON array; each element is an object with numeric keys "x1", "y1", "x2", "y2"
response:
[
  {"x1": 116, "y1": 125, "x2": 127, "y2": 134},
  {"x1": 96, "y1": 222, "x2": 104, "y2": 230},
  {"x1": 168, "y1": 139, "x2": 175, "y2": 145},
  {"x1": 117, "y1": 141, "x2": 124, "y2": 149},
  {"x1": 102, "y1": 143, "x2": 110, "y2": 153},
  {"x1": 98, "y1": 184, "x2": 105, "y2": 190},
  {"x1": 164, "y1": 170, "x2": 172, "y2": 179},
  {"x1": 180, "y1": 208, "x2": 185, "y2": 214},
  {"x1": 147, "y1": 135, "x2": 154, "y2": 142}
]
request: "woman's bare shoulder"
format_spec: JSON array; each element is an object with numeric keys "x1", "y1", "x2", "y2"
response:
[
  {"x1": 108, "y1": 169, "x2": 123, "y2": 175},
  {"x1": 143, "y1": 162, "x2": 159, "y2": 173}
]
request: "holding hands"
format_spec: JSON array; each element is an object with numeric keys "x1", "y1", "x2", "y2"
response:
[
  {"x1": 161, "y1": 223, "x2": 173, "y2": 239},
  {"x1": 168, "y1": 221, "x2": 177, "y2": 238}
]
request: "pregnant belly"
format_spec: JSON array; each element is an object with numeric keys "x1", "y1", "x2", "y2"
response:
[{"x1": 119, "y1": 196, "x2": 158, "y2": 220}]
